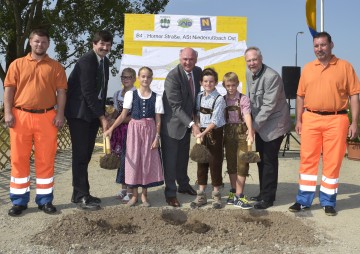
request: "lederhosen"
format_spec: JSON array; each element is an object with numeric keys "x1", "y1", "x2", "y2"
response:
[
  {"x1": 197, "y1": 94, "x2": 224, "y2": 187},
  {"x1": 223, "y1": 94, "x2": 250, "y2": 176}
]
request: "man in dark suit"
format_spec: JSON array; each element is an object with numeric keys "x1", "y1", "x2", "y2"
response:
[
  {"x1": 65, "y1": 30, "x2": 113, "y2": 210},
  {"x1": 161, "y1": 47, "x2": 202, "y2": 207}
]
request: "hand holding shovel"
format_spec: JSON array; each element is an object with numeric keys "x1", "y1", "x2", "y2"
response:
[
  {"x1": 100, "y1": 136, "x2": 120, "y2": 169},
  {"x1": 238, "y1": 139, "x2": 261, "y2": 163},
  {"x1": 190, "y1": 138, "x2": 211, "y2": 163}
]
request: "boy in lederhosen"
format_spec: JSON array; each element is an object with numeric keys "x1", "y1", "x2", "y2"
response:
[
  {"x1": 190, "y1": 68, "x2": 226, "y2": 209},
  {"x1": 223, "y1": 72, "x2": 254, "y2": 209}
]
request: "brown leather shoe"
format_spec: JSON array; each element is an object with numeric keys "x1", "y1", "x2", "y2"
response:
[{"x1": 166, "y1": 197, "x2": 181, "y2": 207}]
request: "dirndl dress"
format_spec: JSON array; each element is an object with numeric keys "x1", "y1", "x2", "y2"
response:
[{"x1": 124, "y1": 91, "x2": 164, "y2": 188}]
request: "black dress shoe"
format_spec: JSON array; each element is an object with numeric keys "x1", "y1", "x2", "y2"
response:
[
  {"x1": 38, "y1": 202, "x2": 57, "y2": 214},
  {"x1": 72, "y1": 194, "x2": 101, "y2": 204},
  {"x1": 77, "y1": 196, "x2": 101, "y2": 211},
  {"x1": 88, "y1": 195, "x2": 101, "y2": 204},
  {"x1": 254, "y1": 200, "x2": 273, "y2": 209},
  {"x1": 8, "y1": 205, "x2": 28, "y2": 217},
  {"x1": 71, "y1": 193, "x2": 77, "y2": 203},
  {"x1": 178, "y1": 185, "x2": 197, "y2": 196},
  {"x1": 250, "y1": 195, "x2": 261, "y2": 202}
]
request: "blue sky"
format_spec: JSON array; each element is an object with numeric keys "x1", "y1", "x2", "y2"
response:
[
  {"x1": 162, "y1": 0, "x2": 360, "y2": 74},
  {"x1": 117, "y1": 0, "x2": 360, "y2": 96},
  {"x1": 1, "y1": 0, "x2": 359, "y2": 102}
]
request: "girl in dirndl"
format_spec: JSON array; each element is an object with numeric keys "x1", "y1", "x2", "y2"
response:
[
  {"x1": 104, "y1": 66, "x2": 164, "y2": 207},
  {"x1": 109, "y1": 68, "x2": 136, "y2": 203}
]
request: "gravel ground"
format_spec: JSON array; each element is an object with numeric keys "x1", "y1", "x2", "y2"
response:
[{"x1": 1, "y1": 136, "x2": 359, "y2": 253}]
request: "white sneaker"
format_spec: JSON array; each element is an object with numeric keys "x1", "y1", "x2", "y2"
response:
[
  {"x1": 116, "y1": 189, "x2": 127, "y2": 200},
  {"x1": 121, "y1": 193, "x2": 133, "y2": 204}
]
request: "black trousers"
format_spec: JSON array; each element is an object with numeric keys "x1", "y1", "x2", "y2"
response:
[
  {"x1": 67, "y1": 118, "x2": 100, "y2": 201},
  {"x1": 255, "y1": 132, "x2": 284, "y2": 203}
]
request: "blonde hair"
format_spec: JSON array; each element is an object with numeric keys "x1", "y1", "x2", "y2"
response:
[
  {"x1": 138, "y1": 66, "x2": 153, "y2": 77},
  {"x1": 121, "y1": 67, "x2": 136, "y2": 78},
  {"x1": 222, "y1": 72, "x2": 239, "y2": 87}
]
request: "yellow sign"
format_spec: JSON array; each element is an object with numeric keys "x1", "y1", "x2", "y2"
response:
[{"x1": 122, "y1": 14, "x2": 247, "y2": 94}]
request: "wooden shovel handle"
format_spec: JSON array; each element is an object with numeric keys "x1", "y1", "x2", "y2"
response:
[
  {"x1": 102, "y1": 136, "x2": 106, "y2": 153},
  {"x1": 247, "y1": 139, "x2": 252, "y2": 152},
  {"x1": 105, "y1": 136, "x2": 111, "y2": 154}
]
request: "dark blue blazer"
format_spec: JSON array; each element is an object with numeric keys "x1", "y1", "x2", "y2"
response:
[{"x1": 65, "y1": 50, "x2": 109, "y2": 122}]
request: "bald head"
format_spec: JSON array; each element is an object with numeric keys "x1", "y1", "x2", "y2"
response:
[{"x1": 180, "y1": 48, "x2": 198, "y2": 72}]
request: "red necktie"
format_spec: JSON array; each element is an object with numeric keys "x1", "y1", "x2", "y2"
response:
[{"x1": 188, "y1": 72, "x2": 195, "y2": 99}]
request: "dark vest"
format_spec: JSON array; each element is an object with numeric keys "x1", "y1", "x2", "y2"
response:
[{"x1": 131, "y1": 91, "x2": 156, "y2": 119}]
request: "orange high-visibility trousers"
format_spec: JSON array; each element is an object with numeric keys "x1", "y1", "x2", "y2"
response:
[
  {"x1": 295, "y1": 111, "x2": 349, "y2": 207},
  {"x1": 9, "y1": 108, "x2": 58, "y2": 206}
]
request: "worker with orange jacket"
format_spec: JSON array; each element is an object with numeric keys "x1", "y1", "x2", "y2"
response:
[
  {"x1": 4, "y1": 29, "x2": 67, "y2": 217},
  {"x1": 289, "y1": 32, "x2": 360, "y2": 216}
]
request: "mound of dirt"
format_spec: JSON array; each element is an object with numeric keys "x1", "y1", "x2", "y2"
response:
[{"x1": 32, "y1": 206, "x2": 324, "y2": 253}]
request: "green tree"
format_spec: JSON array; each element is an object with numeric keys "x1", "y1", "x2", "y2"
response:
[{"x1": 0, "y1": 0, "x2": 169, "y2": 82}]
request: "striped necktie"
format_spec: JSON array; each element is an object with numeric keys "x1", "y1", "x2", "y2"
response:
[{"x1": 187, "y1": 72, "x2": 195, "y2": 99}]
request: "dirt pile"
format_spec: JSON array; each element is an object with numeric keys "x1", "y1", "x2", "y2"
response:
[{"x1": 32, "y1": 206, "x2": 323, "y2": 253}]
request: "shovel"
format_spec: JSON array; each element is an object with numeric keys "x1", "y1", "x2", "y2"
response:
[
  {"x1": 99, "y1": 136, "x2": 120, "y2": 169},
  {"x1": 238, "y1": 139, "x2": 261, "y2": 163},
  {"x1": 190, "y1": 138, "x2": 212, "y2": 163}
]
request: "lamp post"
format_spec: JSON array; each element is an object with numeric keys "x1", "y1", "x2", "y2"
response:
[{"x1": 295, "y1": 31, "x2": 304, "y2": 66}]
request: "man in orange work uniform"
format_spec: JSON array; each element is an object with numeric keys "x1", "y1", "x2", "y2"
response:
[
  {"x1": 3, "y1": 29, "x2": 67, "y2": 216},
  {"x1": 289, "y1": 32, "x2": 360, "y2": 216}
]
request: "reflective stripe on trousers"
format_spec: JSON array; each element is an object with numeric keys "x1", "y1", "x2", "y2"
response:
[
  {"x1": 9, "y1": 108, "x2": 57, "y2": 206},
  {"x1": 295, "y1": 111, "x2": 348, "y2": 207}
]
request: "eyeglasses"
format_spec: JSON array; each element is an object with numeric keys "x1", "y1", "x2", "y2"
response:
[{"x1": 121, "y1": 76, "x2": 133, "y2": 80}]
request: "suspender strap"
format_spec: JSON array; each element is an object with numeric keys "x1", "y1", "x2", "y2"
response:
[
  {"x1": 224, "y1": 94, "x2": 243, "y2": 122},
  {"x1": 199, "y1": 94, "x2": 221, "y2": 118}
]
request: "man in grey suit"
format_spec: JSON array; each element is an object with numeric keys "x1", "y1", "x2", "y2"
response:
[
  {"x1": 245, "y1": 46, "x2": 291, "y2": 209},
  {"x1": 161, "y1": 48, "x2": 202, "y2": 207}
]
